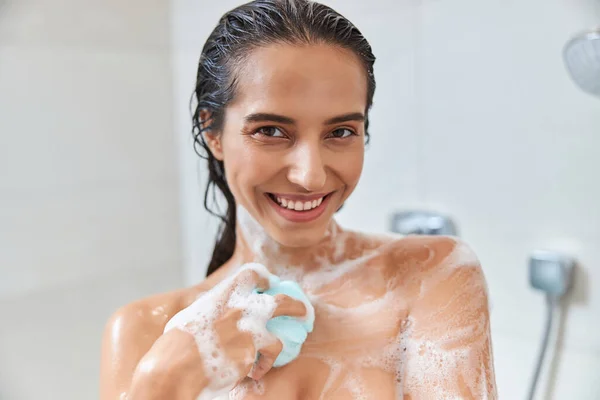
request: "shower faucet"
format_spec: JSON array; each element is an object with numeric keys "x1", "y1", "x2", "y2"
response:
[
  {"x1": 529, "y1": 250, "x2": 575, "y2": 297},
  {"x1": 526, "y1": 249, "x2": 576, "y2": 400},
  {"x1": 390, "y1": 211, "x2": 458, "y2": 236}
]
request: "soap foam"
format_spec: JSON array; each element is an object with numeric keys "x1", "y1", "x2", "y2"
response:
[
  {"x1": 226, "y1": 264, "x2": 279, "y2": 353},
  {"x1": 229, "y1": 378, "x2": 265, "y2": 400},
  {"x1": 221, "y1": 207, "x2": 496, "y2": 399},
  {"x1": 316, "y1": 356, "x2": 342, "y2": 400},
  {"x1": 163, "y1": 263, "x2": 279, "y2": 400}
]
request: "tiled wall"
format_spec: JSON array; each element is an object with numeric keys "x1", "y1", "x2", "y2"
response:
[
  {"x1": 173, "y1": 0, "x2": 600, "y2": 399},
  {"x1": 412, "y1": 1, "x2": 600, "y2": 399},
  {"x1": 0, "y1": 1, "x2": 182, "y2": 398}
]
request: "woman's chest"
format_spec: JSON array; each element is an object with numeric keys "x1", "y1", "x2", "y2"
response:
[
  {"x1": 231, "y1": 294, "x2": 409, "y2": 400},
  {"x1": 231, "y1": 354, "x2": 401, "y2": 400},
  {"x1": 229, "y1": 241, "x2": 420, "y2": 400}
]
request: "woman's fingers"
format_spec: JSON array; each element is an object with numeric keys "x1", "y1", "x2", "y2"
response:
[
  {"x1": 233, "y1": 268, "x2": 271, "y2": 293},
  {"x1": 254, "y1": 275, "x2": 270, "y2": 292},
  {"x1": 271, "y1": 294, "x2": 308, "y2": 318},
  {"x1": 219, "y1": 268, "x2": 271, "y2": 308},
  {"x1": 213, "y1": 267, "x2": 309, "y2": 382},
  {"x1": 248, "y1": 339, "x2": 283, "y2": 381},
  {"x1": 241, "y1": 295, "x2": 307, "y2": 380}
]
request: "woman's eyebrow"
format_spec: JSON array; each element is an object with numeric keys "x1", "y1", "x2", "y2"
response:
[
  {"x1": 324, "y1": 112, "x2": 365, "y2": 125},
  {"x1": 243, "y1": 112, "x2": 365, "y2": 125},
  {"x1": 244, "y1": 113, "x2": 295, "y2": 125}
]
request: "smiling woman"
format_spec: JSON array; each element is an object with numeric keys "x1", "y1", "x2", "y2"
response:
[
  {"x1": 201, "y1": 42, "x2": 368, "y2": 253},
  {"x1": 100, "y1": 1, "x2": 497, "y2": 399}
]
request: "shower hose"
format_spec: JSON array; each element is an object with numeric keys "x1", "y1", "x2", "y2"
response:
[{"x1": 526, "y1": 295, "x2": 558, "y2": 400}]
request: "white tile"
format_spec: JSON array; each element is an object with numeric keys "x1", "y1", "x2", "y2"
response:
[
  {"x1": 0, "y1": 44, "x2": 177, "y2": 192},
  {"x1": 171, "y1": 48, "x2": 213, "y2": 284},
  {"x1": 481, "y1": 235, "x2": 600, "y2": 353},
  {"x1": 416, "y1": 0, "x2": 600, "y2": 238},
  {"x1": 0, "y1": 265, "x2": 182, "y2": 400},
  {"x1": 415, "y1": 0, "x2": 600, "y2": 361},
  {"x1": 0, "y1": 0, "x2": 170, "y2": 50},
  {"x1": 0, "y1": 181, "x2": 182, "y2": 298},
  {"x1": 336, "y1": 2, "x2": 421, "y2": 234},
  {"x1": 492, "y1": 331, "x2": 600, "y2": 400},
  {"x1": 170, "y1": 0, "x2": 243, "y2": 51},
  {"x1": 541, "y1": 343, "x2": 600, "y2": 400},
  {"x1": 491, "y1": 331, "x2": 538, "y2": 399}
]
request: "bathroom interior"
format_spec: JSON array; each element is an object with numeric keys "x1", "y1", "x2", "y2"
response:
[{"x1": 1, "y1": 0, "x2": 599, "y2": 399}]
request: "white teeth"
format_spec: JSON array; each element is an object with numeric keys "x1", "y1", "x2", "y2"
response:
[{"x1": 273, "y1": 195, "x2": 326, "y2": 211}]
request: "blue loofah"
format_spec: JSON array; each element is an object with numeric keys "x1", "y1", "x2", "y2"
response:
[{"x1": 255, "y1": 278, "x2": 315, "y2": 367}]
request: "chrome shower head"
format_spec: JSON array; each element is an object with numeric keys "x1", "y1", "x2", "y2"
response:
[{"x1": 563, "y1": 27, "x2": 600, "y2": 97}]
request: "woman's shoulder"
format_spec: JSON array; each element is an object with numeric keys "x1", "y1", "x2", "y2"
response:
[
  {"x1": 103, "y1": 263, "x2": 234, "y2": 341},
  {"x1": 350, "y1": 230, "x2": 484, "y2": 285},
  {"x1": 351, "y1": 232, "x2": 490, "y2": 316},
  {"x1": 347, "y1": 227, "x2": 477, "y2": 258},
  {"x1": 384, "y1": 234, "x2": 480, "y2": 266},
  {"x1": 386, "y1": 235, "x2": 488, "y2": 307},
  {"x1": 105, "y1": 288, "x2": 189, "y2": 337},
  {"x1": 99, "y1": 268, "x2": 234, "y2": 397}
]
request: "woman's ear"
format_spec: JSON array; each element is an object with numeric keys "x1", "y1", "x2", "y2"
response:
[{"x1": 200, "y1": 109, "x2": 224, "y2": 161}]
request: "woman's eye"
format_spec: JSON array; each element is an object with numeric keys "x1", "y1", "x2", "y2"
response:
[
  {"x1": 255, "y1": 126, "x2": 285, "y2": 138},
  {"x1": 330, "y1": 128, "x2": 355, "y2": 139}
]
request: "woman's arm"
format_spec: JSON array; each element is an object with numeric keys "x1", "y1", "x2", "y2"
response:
[
  {"x1": 401, "y1": 239, "x2": 497, "y2": 399},
  {"x1": 100, "y1": 293, "x2": 208, "y2": 400},
  {"x1": 99, "y1": 298, "x2": 172, "y2": 399},
  {"x1": 127, "y1": 328, "x2": 209, "y2": 400},
  {"x1": 100, "y1": 264, "x2": 303, "y2": 400},
  {"x1": 100, "y1": 264, "x2": 233, "y2": 399}
]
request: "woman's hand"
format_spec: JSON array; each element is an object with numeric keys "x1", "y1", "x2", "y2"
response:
[{"x1": 129, "y1": 263, "x2": 307, "y2": 400}]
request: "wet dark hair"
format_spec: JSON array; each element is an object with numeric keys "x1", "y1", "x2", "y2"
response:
[{"x1": 192, "y1": 0, "x2": 376, "y2": 276}]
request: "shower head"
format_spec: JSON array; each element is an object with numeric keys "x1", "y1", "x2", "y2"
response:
[{"x1": 563, "y1": 27, "x2": 600, "y2": 97}]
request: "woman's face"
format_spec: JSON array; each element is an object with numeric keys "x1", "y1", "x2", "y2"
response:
[{"x1": 208, "y1": 43, "x2": 367, "y2": 248}]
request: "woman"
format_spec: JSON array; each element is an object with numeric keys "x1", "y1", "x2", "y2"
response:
[{"x1": 100, "y1": 0, "x2": 497, "y2": 398}]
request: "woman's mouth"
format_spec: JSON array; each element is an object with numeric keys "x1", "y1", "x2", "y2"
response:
[{"x1": 265, "y1": 192, "x2": 333, "y2": 223}]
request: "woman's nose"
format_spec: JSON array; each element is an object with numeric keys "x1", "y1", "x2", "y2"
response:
[{"x1": 286, "y1": 144, "x2": 327, "y2": 191}]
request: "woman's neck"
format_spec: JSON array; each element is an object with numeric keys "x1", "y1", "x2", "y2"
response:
[{"x1": 228, "y1": 205, "x2": 341, "y2": 274}]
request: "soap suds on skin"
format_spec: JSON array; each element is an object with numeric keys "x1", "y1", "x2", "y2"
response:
[
  {"x1": 164, "y1": 263, "x2": 280, "y2": 400},
  {"x1": 174, "y1": 205, "x2": 496, "y2": 399},
  {"x1": 229, "y1": 379, "x2": 265, "y2": 400}
]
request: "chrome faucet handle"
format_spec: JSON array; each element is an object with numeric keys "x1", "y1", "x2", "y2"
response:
[{"x1": 390, "y1": 211, "x2": 458, "y2": 236}]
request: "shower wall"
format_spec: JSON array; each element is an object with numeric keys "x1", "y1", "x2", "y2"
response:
[
  {"x1": 402, "y1": 2, "x2": 600, "y2": 399},
  {"x1": 0, "y1": 1, "x2": 182, "y2": 398}
]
